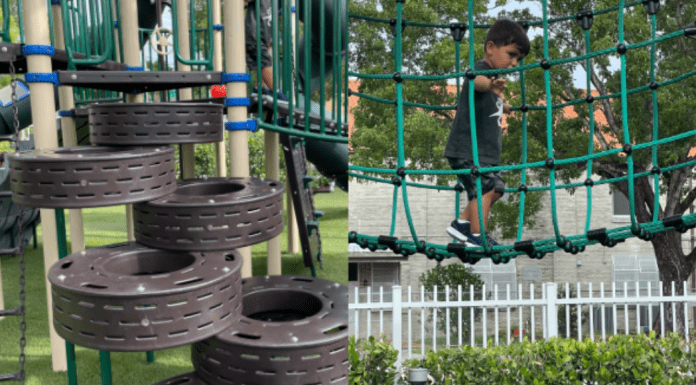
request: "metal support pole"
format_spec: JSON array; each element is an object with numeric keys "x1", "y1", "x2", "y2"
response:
[
  {"x1": 176, "y1": 0, "x2": 195, "y2": 179},
  {"x1": 52, "y1": 2, "x2": 85, "y2": 255},
  {"x1": 286, "y1": 0, "x2": 300, "y2": 254},
  {"x1": 212, "y1": 0, "x2": 227, "y2": 177},
  {"x1": 22, "y1": 0, "x2": 67, "y2": 373},
  {"x1": 265, "y1": 130, "x2": 281, "y2": 274},
  {"x1": 392, "y1": 285, "x2": 402, "y2": 375},
  {"x1": 546, "y1": 283, "x2": 558, "y2": 338},
  {"x1": 224, "y1": 0, "x2": 252, "y2": 278},
  {"x1": 122, "y1": 0, "x2": 142, "y2": 242}
]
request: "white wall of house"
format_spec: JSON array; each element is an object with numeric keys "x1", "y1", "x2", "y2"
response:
[{"x1": 349, "y1": 175, "x2": 696, "y2": 294}]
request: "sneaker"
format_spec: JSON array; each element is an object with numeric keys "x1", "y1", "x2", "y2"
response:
[
  {"x1": 466, "y1": 233, "x2": 499, "y2": 249},
  {"x1": 446, "y1": 220, "x2": 472, "y2": 243}
]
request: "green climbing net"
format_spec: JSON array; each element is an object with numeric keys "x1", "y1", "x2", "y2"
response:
[{"x1": 348, "y1": 0, "x2": 696, "y2": 263}]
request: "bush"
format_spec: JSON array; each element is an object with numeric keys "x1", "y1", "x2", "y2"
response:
[
  {"x1": 349, "y1": 335, "x2": 399, "y2": 385},
  {"x1": 391, "y1": 333, "x2": 696, "y2": 385},
  {"x1": 418, "y1": 263, "x2": 484, "y2": 342}
]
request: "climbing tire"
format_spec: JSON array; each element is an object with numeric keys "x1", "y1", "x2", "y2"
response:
[
  {"x1": 8, "y1": 146, "x2": 176, "y2": 208},
  {"x1": 134, "y1": 177, "x2": 284, "y2": 251},
  {"x1": 88, "y1": 103, "x2": 224, "y2": 145},
  {"x1": 192, "y1": 275, "x2": 348, "y2": 385},
  {"x1": 47, "y1": 242, "x2": 242, "y2": 352},
  {"x1": 151, "y1": 372, "x2": 209, "y2": 385}
]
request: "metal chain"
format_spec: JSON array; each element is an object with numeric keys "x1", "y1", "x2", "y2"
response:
[{"x1": 10, "y1": 54, "x2": 27, "y2": 385}]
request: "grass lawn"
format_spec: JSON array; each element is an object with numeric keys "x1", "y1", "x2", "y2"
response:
[{"x1": 0, "y1": 190, "x2": 347, "y2": 384}]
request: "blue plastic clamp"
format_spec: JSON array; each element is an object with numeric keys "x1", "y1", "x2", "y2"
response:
[
  {"x1": 221, "y1": 73, "x2": 250, "y2": 83},
  {"x1": 59, "y1": 110, "x2": 75, "y2": 117},
  {"x1": 25, "y1": 73, "x2": 59, "y2": 85},
  {"x1": 22, "y1": 45, "x2": 55, "y2": 56},
  {"x1": 224, "y1": 97, "x2": 251, "y2": 107},
  {"x1": 225, "y1": 120, "x2": 258, "y2": 132},
  {"x1": 213, "y1": 24, "x2": 224, "y2": 31},
  {"x1": 126, "y1": 66, "x2": 144, "y2": 71},
  {"x1": 51, "y1": 0, "x2": 60, "y2": 4}
]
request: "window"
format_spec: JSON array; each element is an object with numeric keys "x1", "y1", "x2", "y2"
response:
[
  {"x1": 612, "y1": 254, "x2": 659, "y2": 296},
  {"x1": 613, "y1": 190, "x2": 630, "y2": 217},
  {"x1": 349, "y1": 262, "x2": 400, "y2": 302},
  {"x1": 349, "y1": 263, "x2": 358, "y2": 282},
  {"x1": 466, "y1": 259, "x2": 517, "y2": 299}
]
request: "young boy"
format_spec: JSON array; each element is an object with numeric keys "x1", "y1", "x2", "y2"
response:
[{"x1": 444, "y1": 19, "x2": 529, "y2": 247}]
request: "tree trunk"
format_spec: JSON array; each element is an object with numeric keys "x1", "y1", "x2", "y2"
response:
[{"x1": 651, "y1": 231, "x2": 695, "y2": 337}]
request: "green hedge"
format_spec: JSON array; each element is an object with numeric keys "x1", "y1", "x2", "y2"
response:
[{"x1": 350, "y1": 333, "x2": 696, "y2": 385}]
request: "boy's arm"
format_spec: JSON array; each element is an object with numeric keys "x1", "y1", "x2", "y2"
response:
[{"x1": 473, "y1": 75, "x2": 492, "y2": 92}]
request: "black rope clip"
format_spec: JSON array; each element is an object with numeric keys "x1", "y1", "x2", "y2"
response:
[
  {"x1": 449, "y1": 22, "x2": 467, "y2": 42},
  {"x1": 389, "y1": 18, "x2": 408, "y2": 37},
  {"x1": 447, "y1": 243, "x2": 472, "y2": 263},
  {"x1": 576, "y1": 10, "x2": 593, "y2": 30},
  {"x1": 663, "y1": 215, "x2": 691, "y2": 233},
  {"x1": 587, "y1": 228, "x2": 621, "y2": 247},
  {"x1": 514, "y1": 240, "x2": 545, "y2": 259},
  {"x1": 378, "y1": 235, "x2": 402, "y2": 254},
  {"x1": 642, "y1": 0, "x2": 659, "y2": 15},
  {"x1": 686, "y1": 22, "x2": 696, "y2": 41}
]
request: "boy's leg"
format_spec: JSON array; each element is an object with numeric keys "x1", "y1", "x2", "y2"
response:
[{"x1": 464, "y1": 190, "x2": 501, "y2": 234}]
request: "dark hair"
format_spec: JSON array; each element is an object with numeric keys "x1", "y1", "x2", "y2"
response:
[{"x1": 484, "y1": 19, "x2": 530, "y2": 58}]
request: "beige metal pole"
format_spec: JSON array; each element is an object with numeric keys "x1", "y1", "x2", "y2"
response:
[
  {"x1": 265, "y1": 131, "x2": 281, "y2": 274},
  {"x1": 212, "y1": 0, "x2": 227, "y2": 177},
  {"x1": 287, "y1": 0, "x2": 300, "y2": 253},
  {"x1": 52, "y1": 4, "x2": 85, "y2": 254},
  {"x1": 122, "y1": 0, "x2": 142, "y2": 242},
  {"x1": 224, "y1": 0, "x2": 252, "y2": 278},
  {"x1": 23, "y1": 0, "x2": 66, "y2": 372},
  {"x1": 177, "y1": 0, "x2": 195, "y2": 179}
]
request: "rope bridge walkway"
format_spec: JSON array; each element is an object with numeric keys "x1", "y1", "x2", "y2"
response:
[{"x1": 348, "y1": 0, "x2": 696, "y2": 264}]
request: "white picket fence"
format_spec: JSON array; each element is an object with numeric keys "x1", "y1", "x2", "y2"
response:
[{"x1": 349, "y1": 282, "x2": 696, "y2": 364}]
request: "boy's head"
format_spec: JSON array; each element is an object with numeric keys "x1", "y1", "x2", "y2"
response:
[{"x1": 483, "y1": 19, "x2": 530, "y2": 69}]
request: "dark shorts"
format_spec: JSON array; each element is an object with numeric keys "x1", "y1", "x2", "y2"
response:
[
  {"x1": 245, "y1": 0, "x2": 274, "y2": 70},
  {"x1": 447, "y1": 157, "x2": 505, "y2": 202}
]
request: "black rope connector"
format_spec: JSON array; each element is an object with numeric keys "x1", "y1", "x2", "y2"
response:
[
  {"x1": 449, "y1": 22, "x2": 467, "y2": 42},
  {"x1": 617, "y1": 43, "x2": 627, "y2": 55},
  {"x1": 389, "y1": 18, "x2": 407, "y2": 37},
  {"x1": 664, "y1": 215, "x2": 691, "y2": 233},
  {"x1": 520, "y1": 104, "x2": 529, "y2": 112},
  {"x1": 517, "y1": 20, "x2": 530, "y2": 32},
  {"x1": 651, "y1": 166, "x2": 661, "y2": 175},
  {"x1": 584, "y1": 178, "x2": 594, "y2": 187},
  {"x1": 454, "y1": 183, "x2": 465, "y2": 192},
  {"x1": 545, "y1": 158, "x2": 555, "y2": 169},
  {"x1": 377, "y1": 235, "x2": 401, "y2": 255},
  {"x1": 518, "y1": 184, "x2": 528, "y2": 192},
  {"x1": 576, "y1": 10, "x2": 594, "y2": 30},
  {"x1": 395, "y1": 0, "x2": 405, "y2": 3},
  {"x1": 416, "y1": 240, "x2": 426, "y2": 253},
  {"x1": 586, "y1": 95, "x2": 594, "y2": 103},
  {"x1": 514, "y1": 240, "x2": 545, "y2": 259},
  {"x1": 649, "y1": 81, "x2": 659, "y2": 90},
  {"x1": 396, "y1": 167, "x2": 406, "y2": 178},
  {"x1": 465, "y1": 69, "x2": 476, "y2": 80},
  {"x1": 393, "y1": 72, "x2": 403, "y2": 83},
  {"x1": 587, "y1": 228, "x2": 621, "y2": 248},
  {"x1": 448, "y1": 243, "x2": 468, "y2": 262},
  {"x1": 470, "y1": 166, "x2": 480, "y2": 177},
  {"x1": 392, "y1": 177, "x2": 402, "y2": 186},
  {"x1": 540, "y1": 59, "x2": 551, "y2": 70},
  {"x1": 642, "y1": 0, "x2": 660, "y2": 15},
  {"x1": 686, "y1": 22, "x2": 696, "y2": 40},
  {"x1": 348, "y1": 231, "x2": 358, "y2": 243},
  {"x1": 622, "y1": 143, "x2": 632, "y2": 155},
  {"x1": 347, "y1": 89, "x2": 353, "y2": 97}
]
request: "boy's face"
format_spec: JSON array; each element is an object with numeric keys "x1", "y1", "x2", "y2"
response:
[{"x1": 485, "y1": 42, "x2": 522, "y2": 70}]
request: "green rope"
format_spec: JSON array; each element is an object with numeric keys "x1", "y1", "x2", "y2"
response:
[{"x1": 349, "y1": 0, "x2": 696, "y2": 262}]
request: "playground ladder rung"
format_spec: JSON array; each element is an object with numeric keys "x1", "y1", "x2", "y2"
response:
[
  {"x1": 0, "y1": 371, "x2": 21, "y2": 382},
  {"x1": 0, "y1": 247, "x2": 20, "y2": 256},
  {"x1": 0, "y1": 307, "x2": 22, "y2": 317}
]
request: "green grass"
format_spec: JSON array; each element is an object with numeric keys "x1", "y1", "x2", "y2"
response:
[{"x1": 0, "y1": 190, "x2": 347, "y2": 384}]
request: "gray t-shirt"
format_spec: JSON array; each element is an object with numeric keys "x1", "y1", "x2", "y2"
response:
[{"x1": 444, "y1": 60, "x2": 504, "y2": 164}]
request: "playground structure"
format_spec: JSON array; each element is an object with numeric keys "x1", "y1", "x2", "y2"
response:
[
  {"x1": 348, "y1": 0, "x2": 696, "y2": 263},
  {"x1": 0, "y1": 0, "x2": 348, "y2": 384}
]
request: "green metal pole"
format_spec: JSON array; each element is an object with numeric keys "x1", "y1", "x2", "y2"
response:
[{"x1": 99, "y1": 351, "x2": 112, "y2": 385}]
